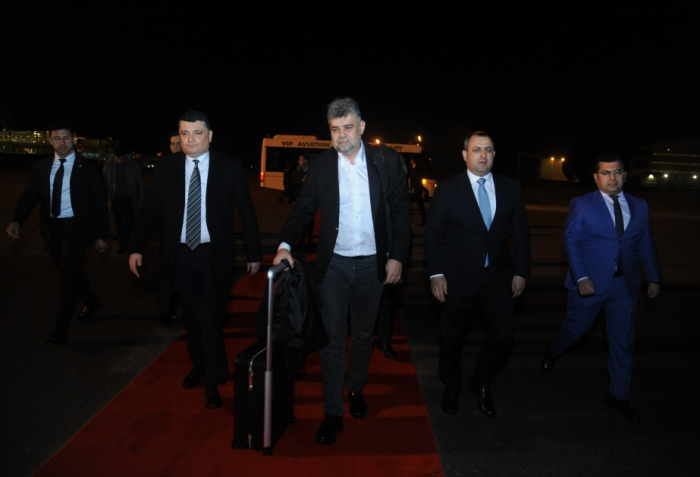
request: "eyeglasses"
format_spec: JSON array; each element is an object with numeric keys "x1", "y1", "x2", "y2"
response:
[{"x1": 597, "y1": 169, "x2": 624, "y2": 176}]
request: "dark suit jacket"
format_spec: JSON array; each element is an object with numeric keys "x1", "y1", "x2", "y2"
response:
[
  {"x1": 130, "y1": 150, "x2": 262, "y2": 314},
  {"x1": 280, "y1": 142, "x2": 412, "y2": 283},
  {"x1": 11, "y1": 153, "x2": 109, "y2": 245},
  {"x1": 424, "y1": 171, "x2": 531, "y2": 297},
  {"x1": 564, "y1": 190, "x2": 661, "y2": 298}
]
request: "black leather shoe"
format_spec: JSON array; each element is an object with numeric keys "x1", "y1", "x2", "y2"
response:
[
  {"x1": 542, "y1": 347, "x2": 558, "y2": 372},
  {"x1": 348, "y1": 391, "x2": 368, "y2": 419},
  {"x1": 76, "y1": 303, "x2": 102, "y2": 322},
  {"x1": 45, "y1": 332, "x2": 67, "y2": 345},
  {"x1": 605, "y1": 393, "x2": 641, "y2": 420},
  {"x1": 378, "y1": 340, "x2": 397, "y2": 359},
  {"x1": 182, "y1": 368, "x2": 204, "y2": 389},
  {"x1": 205, "y1": 384, "x2": 223, "y2": 409},
  {"x1": 468, "y1": 377, "x2": 495, "y2": 418},
  {"x1": 314, "y1": 415, "x2": 343, "y2": 444},
  {"x1": 441, "y1": 388, "x2": 459, "y2": 415}
]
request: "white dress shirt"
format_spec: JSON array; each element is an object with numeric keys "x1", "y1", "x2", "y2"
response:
[
  {"x1": 599, "y1": 190, "x2": 630, "y2": 230},
  {"x1": 430, "y1": 170, "x2": 497, "y2": 279},
  {"x1": 180, "y1": 152, "x2": 211, "y2": 244},
  {"x1": 334, "y1": 143, "x2": 377, "y2": 257},
  {"x1": 50, "y1": 151, "x2": 76, "y2": 218}
]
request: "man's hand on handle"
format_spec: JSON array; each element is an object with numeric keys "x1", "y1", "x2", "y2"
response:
[{"x1": 6, "y1": 222, "x2": 20, "y2": 239}]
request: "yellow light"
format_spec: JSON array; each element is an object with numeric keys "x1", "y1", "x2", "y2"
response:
[
  {"x1": 648, "y1": 174, "x2": 655, "y2": 179},
  {"x1": 550, "y1": 157, "x2": 554, "y2": 161},
  {"x1": 664, "y1": 174, "x2": 669, "y2": 178},
  {"x1": 422, "y1": 179, "x2": 427, "y2": 185},
  {"x1": 561, "y1": 157, "x2": 565, "y2": 161},
  {"x1": 375, "y1": 139, "x2": 380, "y2": 144},
  {"x1": 418, "y1": 136, "x2": 422, "y2": 142}
]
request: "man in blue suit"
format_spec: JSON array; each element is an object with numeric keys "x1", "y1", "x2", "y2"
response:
[{"x1": 542, "y1": 153, "x2": 661, "y2": 420}]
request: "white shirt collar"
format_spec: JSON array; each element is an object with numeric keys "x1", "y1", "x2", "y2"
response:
[
  {"x1": 338, "y1": 142, "x2": 366, "y2": 166},
  {"x1": 54, "y1": 150, "x2": 76, "y2": 164},
  {"x1": 186, "y1": 151, "x2": 210, "y2": 164},
  {"x1": 466, "y1": 169, "x2": 492, "y2": 185}
]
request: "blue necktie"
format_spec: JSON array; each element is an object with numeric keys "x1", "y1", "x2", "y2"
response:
[
  {"x1": 186, "y1": 160, "x2": 201, "y2": 250},
  {"x1": 478, "y1": 178, "x2": 492, "y2": 266}
]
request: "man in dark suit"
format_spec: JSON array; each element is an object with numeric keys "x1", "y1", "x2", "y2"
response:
[
  {"x1": 424, "y1": 131, "x2": 531, "y2": 418},
  {"x1": 129, "y1": 111, "x2": 262, "y2": 409},
  {"x1": 542, "y1": 153, "x2": 661, "y2": 420},
  {"x1": 273, "y1": 98, "x2": 412, "y2": 444},
  {"x1": 7, "y1": 123, "x2": 110, "y2": 345}
]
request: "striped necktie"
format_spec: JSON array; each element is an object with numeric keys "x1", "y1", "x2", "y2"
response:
[{"x1": 186, "y1": 160, "x2": 201, "y2": 250}]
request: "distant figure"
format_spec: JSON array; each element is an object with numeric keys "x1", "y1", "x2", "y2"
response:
[
  {"x1": 6, "y1": 123, "x2": 109, "y2": 345},
  {"x1": 542, "y1": 153, "x2": 661, "y2": 420},
  {"x1": 169, "y1": 131, "x2": 181, "y2": 154},
  {"x1": 129, "y1": 111, "x2": 262, "y2": 410},
  {"x1": 424, "y1": 131, "x2": 531, "y2": 418},
  {"x1": 291, "y1": 154, "x2": 314, "y2": 247},
  {"x1": 102, "y1": 141, "x2": 144, "y2": 254},
  {"x1": 273, "y1": 98, "x2": 411, "y2": 445},
  {"x1": 278, "y1": 158, "x2": 296, "y2": 204},
  {"x1": 408, "y1": 157, "x2": 427, "y2": 226}
]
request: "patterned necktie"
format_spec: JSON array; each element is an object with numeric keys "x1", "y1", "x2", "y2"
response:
[
  {"x1": 612, "y1": 194, "x2": 624, "y2": 275},
  {"x1": 477, "y1": 178, "x2": 492, "y2": 266},
  {"x1": 52, "y1": 159, "x2": 66, "y2": 218},
  {"x1": 186, "y1": 160, "x2": 201, "y2": 250}
]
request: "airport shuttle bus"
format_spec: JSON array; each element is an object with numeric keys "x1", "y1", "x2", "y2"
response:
[{"x1": 260, "y1": 135, "x2": 423, "y2": 190}]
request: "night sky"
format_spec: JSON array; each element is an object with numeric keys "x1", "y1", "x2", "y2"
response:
[{"x1": 3, "y1": 6, "x2": 698, "y2": 175}]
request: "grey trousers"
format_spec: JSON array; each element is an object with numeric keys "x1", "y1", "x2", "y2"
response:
[{"x1": 319, "y1": 254, "x2": 384, "y2": 416}]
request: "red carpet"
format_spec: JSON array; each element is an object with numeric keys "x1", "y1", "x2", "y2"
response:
[{"x1": 34, "y1": 256, "x2": 443, "y2": 477}]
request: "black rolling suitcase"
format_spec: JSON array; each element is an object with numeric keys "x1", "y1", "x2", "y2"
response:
[{"x1": 232, "y1": 262, "x2": 295, "y2": 455}]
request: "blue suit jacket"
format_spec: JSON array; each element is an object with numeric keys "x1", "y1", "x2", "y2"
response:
[{"x1": 564, "y1": 190, "x2": 661, "y2": 298}]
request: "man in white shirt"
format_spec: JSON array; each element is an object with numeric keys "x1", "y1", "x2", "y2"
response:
[
  {"x1": 425, "y1": 132, "x2": 531, "y2": 419},
  {"x1": 274, "y1": 98, "x2": 412, "y2": 444},
  {"x1": 7, "y1": 123, "x2": 109, "y2": 345},
  {"x1": 130, "y1": 111, "x2": 262, "y2": 410},
  {"x1": 542, "y1": 153, "x2": 661, "y2": 420}
]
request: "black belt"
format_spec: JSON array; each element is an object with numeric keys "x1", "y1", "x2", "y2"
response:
[
  {"x1": 334, "y1": 253, "x2": 375, "y2": 260},
  {"x1": 180, "y1": 242, "x2": 210, "y2": 249},
  {"x1": 50, "y1": 216, "x2": 76, "y2": 224}
]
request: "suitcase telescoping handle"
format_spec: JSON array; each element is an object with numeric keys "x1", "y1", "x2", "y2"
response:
[{"x1": 263, "y1": 261, "x2": 289, "y2": 451}]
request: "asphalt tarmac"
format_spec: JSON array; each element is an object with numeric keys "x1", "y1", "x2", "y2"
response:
[{"x1": 1, "y1": 158, "x2": 698, "y2": 476}]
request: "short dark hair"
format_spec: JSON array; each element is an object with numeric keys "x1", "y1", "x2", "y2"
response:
[
  {"x1": 48, "y1": 122, "x2": 74, "y2": 136},
  {"x1": 327, "y1": 97, "x2": 361, "y2": 122},
  {"x1": 595, "y1": 153, "x2": 625, "y2": 172},
  {"x1": 179, "y1": 111, "x2": 211, "y2": 130},
  {"x1": 464, "y1": 131, "x2": 494, "y2": 150},
  {"x1": 169, "y1": 131, "x2": 179, "y2": 140}
]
